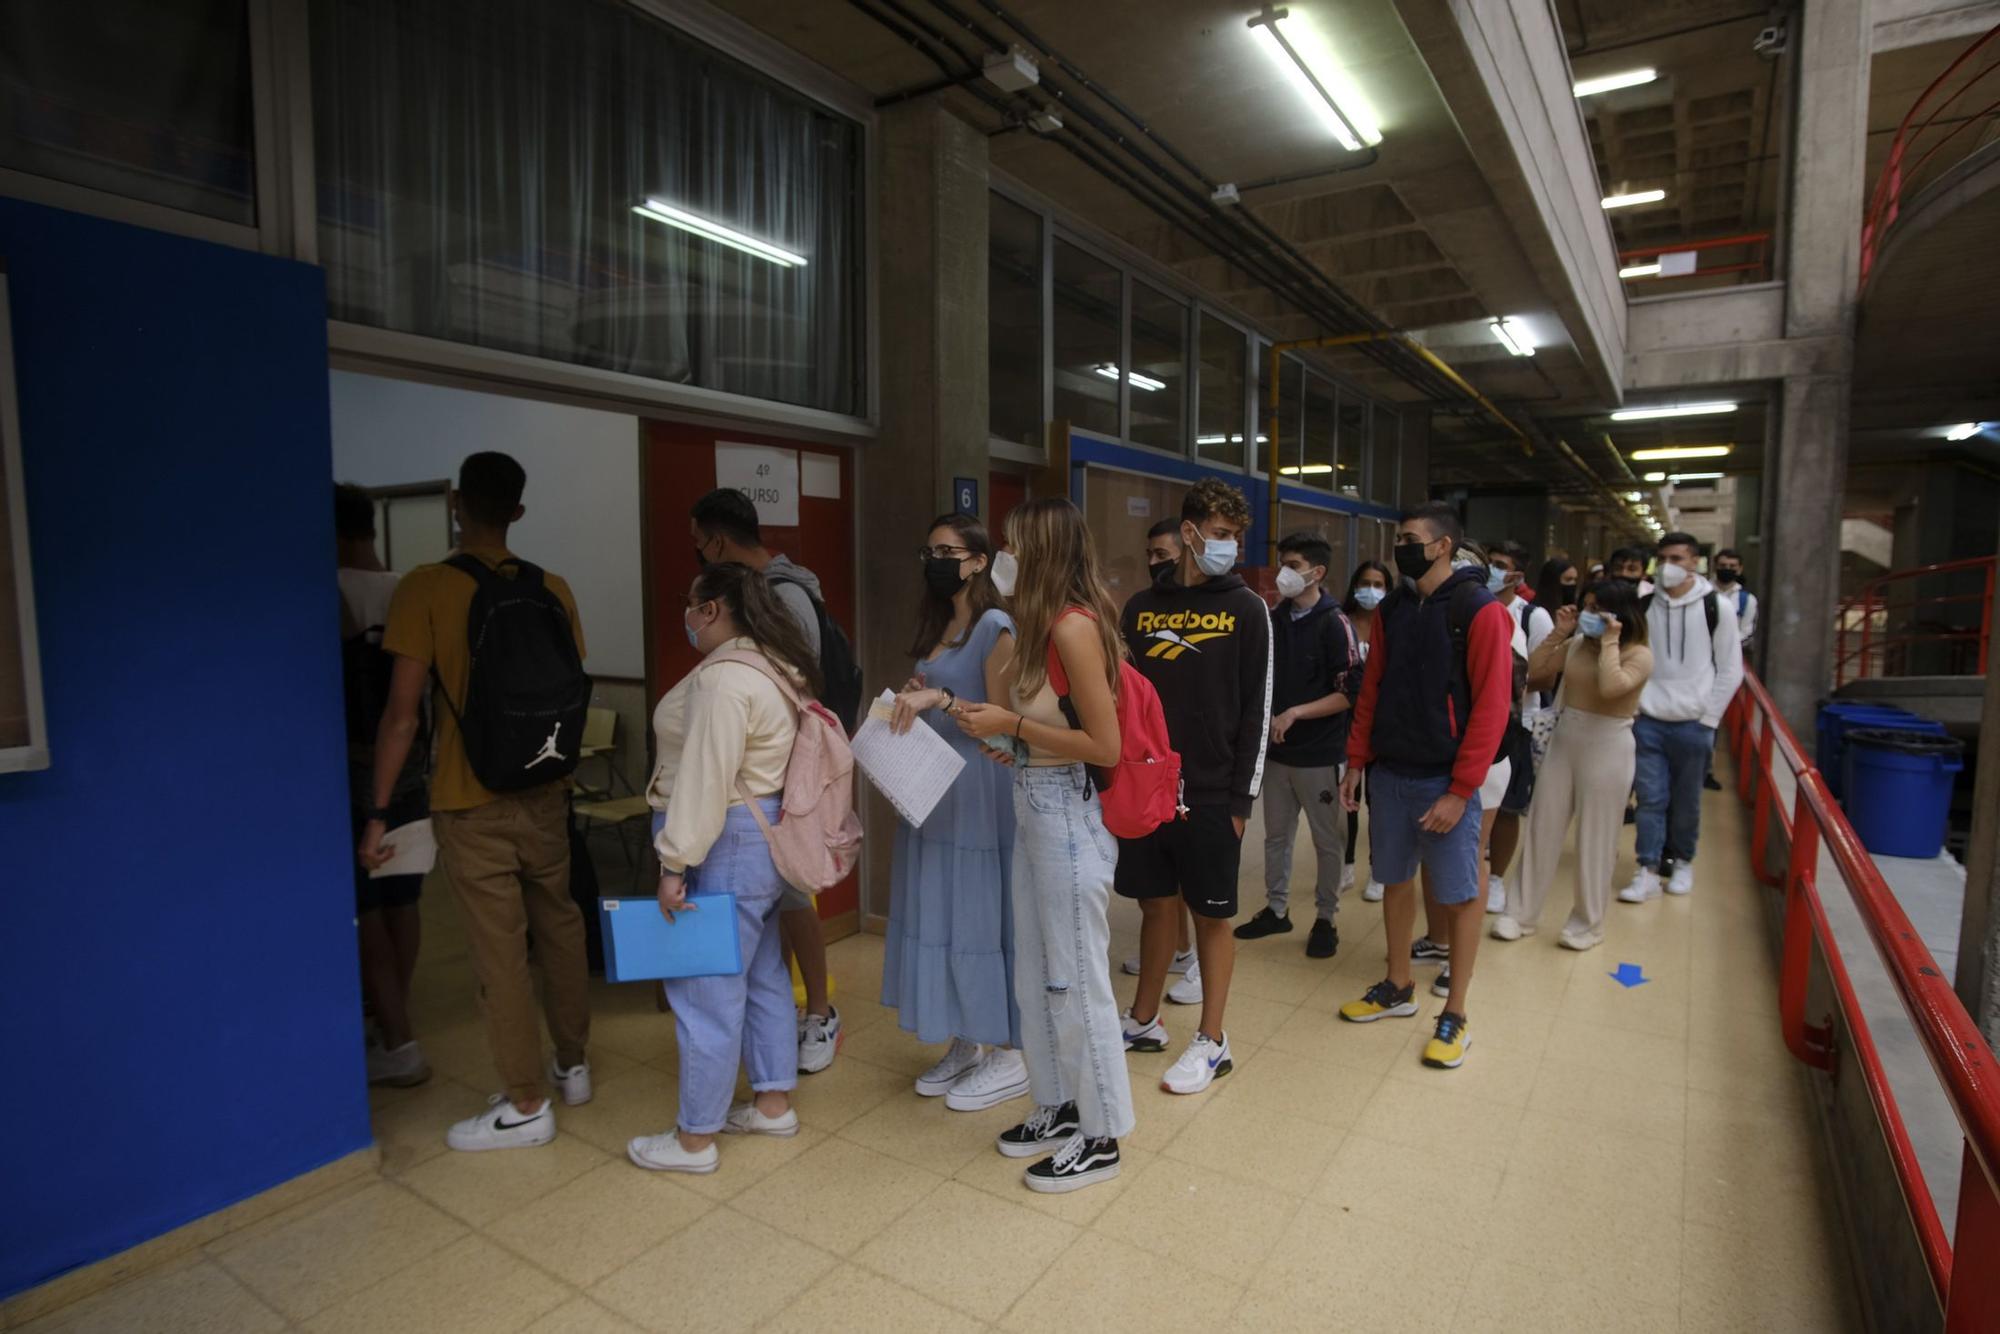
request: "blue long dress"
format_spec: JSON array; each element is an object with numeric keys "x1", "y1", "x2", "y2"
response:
[{"x1": 881, "y1": 607, "x2": 1021, "y2": 1046}]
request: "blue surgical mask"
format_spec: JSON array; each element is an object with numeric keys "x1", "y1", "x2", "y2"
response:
[
  {"x1": 1193, "y1": 533, "x2": 1237, "y2": 577},
  {"x1": 1579, "y1": 610, "x2": 1608, "y2": 638},
  {"x1": 1486, "y1": 566, "x2": 1508, "y2": 593},
  {"x1": 685, "y1": 620, "x2": 701, "y2": 649},
  {"x1": 1353, "y1": 586, "x2": 1386, "y2": 610}
]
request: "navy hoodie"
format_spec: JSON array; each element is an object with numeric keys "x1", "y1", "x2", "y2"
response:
[
  {"x1": 1121, "y1": 566, "x2": 1274, "y2": 819},
  {"x1": 1268, "y1": 593, "x2": 1365, "y2": 769}
]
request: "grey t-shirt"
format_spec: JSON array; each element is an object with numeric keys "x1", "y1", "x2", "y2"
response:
[{"x1": 763, "y1": 554, "x2": 823, "y2": 656}]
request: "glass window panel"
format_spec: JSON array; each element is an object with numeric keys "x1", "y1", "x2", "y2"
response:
[
  {"x1": 1196, "y1": 315, "x2": 1246, "y2": 468},
  {"x1": 1128, "y1": 281, "x2": 1185, "y2": 452},
  {"x1": 1371, "y1": 405, "x2": 1400, "y2": 502},
  {"x1": 1298, "y1": 375, "x2": 1336, "y2": 491},
  {"x1": 1266, "y1": 356, "x2": 1303, "y2": 478},
  {"x1": 1082, "y1": 467, "x2": 1185, "y2": 603},
  {"x1": 1336, "y1": 388, "x2": 1368, "y2": 499},
  {"x1": 1051, "y1": 238, "x2": 1120, "y2": 437},
  {"x1": 988, "y1": 192, "x2": 1042, "y2": 448},
  {"x1": 310, "y1": 0, "x2": 865, "y2": 414},
  {"x1": 0, "y1": 0, "x2": 256, "y2": 223}
]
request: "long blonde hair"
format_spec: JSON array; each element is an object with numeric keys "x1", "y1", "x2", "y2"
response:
[{"x1": 1004, "y1": 498, "x2": 1124, "y2": 700}]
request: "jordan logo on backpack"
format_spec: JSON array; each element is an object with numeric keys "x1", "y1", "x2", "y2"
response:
[{"x1": 526, "y1": 723, "x2": 567, "y2": 770}]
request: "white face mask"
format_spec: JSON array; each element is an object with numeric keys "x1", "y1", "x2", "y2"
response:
[
  {"x1": 1275, "y1": 566, "x2": 1309, "y2": 600},
  {"x1": 1353, "y1": 585, "x2": 1386, "y2": 610},
  {"x1": 1656, "y1": 561, "x2": 1690, "y2": 591},
  {"x1": 989, "y1": 549, "x2": 1018, "y2": 598}
]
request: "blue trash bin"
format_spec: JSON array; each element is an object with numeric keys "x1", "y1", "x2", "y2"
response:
[
  {"x1": 1842, "y1": 728, "x2": 1965, "y2": 860},
  {"x1": 1816, "y1": 703, "x2": 1937, "y2": 799}
]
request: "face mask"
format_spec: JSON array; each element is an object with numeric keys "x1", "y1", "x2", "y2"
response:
[
  {"x1": 1715, "y1": 567, "x2": 1739, "y2": 585},
  {"x1": 989, "y1": 549, "x2": 1018, "y2": 598},
  {"x1": 1656, "y1": 561, "x2": 1690, "y2": 591},
  {"x1": 1486, "y1": 566, "x2": 1509, "y2": 594},
  {"x1": 1353, "y1": 585, "x2": 1386, "y2": 610},
  {"x1": 1275, "y1": 566, "x2": 1309, "y2": 600},
  {"x1": 1148, "y1": 558, "x2": 1175, "y2": 583},
  {"x1": 1578, "y1": 611, "x2": 1608, "y2": 638},
  {"x1": 923, "y1": 556, "x2": 969, "y2": 598},
  {"x1": 1393, "y1": 541, "x2": 1435, "y2": 581},
  {"x1": 1190, "y1": 529, "x2": 1238, "y2": 577},
  {"x1": 684, "y1": 612, "x2": 703, "y2": 649}
]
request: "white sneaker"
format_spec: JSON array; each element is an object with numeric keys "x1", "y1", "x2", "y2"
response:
[
  {"x1": 798, "y1": 1007, "x2": 841, "y2": 1074},
  {"x1": 1618, "y1": 868, "x2": 1662, "y2": 904},
  {"x1": 446, "y1": 1094, "x2": 555, "y2": 1152},
  {"x1": 1161, "y1": 1031, "x2": 1233, "y2": 1094},
  {"x1": 1340, "y1": 864, "x2": 1357, "y2": 892},
  {"x1": 723, "y1": 1101, "x2": 799, "y2": 1137},
  {"x1": 548, "y1": 1057, "x2": 593, "y2": 1107},
  {"x1": 627, "y1": 1131, "x2": 718, "y2": 1174},
  {"x1": 1486, "y1": 874, "x2": 1507, "y2": 914},
  {"x1": 1122, "y1": 948, "x2": 1195, "y2": 977},
  {"x1": 945, "y1": 1047, "x2": 1030, "y2": 1111},
  {"x1": 1666, "y1": 863, "x2": 1696, "y2": 896},
  {"x1": 1490, "y1": 915, "x2": 1536, "y2": 942},
  {"x1": 366, "y1": 1039, "x2": 431, "y2": 1088},
  {"x1": 1558, "y1": 927, "x2": 1603, "y2": 951},
  {"x1": 1166, "y1": 958, "x2": 1204, "y2": 1006},
  {"x1": 1362, "y1": 880, "x2": 1385, "y2": 903},
  {"x1": 915, "y1": 1037, "x2": 984, "y2": 1097},
  {"x1": 1121, "y1": 1009, "x2": 1169, "y2": 1052}
]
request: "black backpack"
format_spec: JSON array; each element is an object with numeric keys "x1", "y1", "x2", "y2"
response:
[
  {"x1": 767, "y1": 569, "x2": 864, "y2": 734},
  {"x1": 1640, "y1": 588, "x2": 1719, "y2": 636},
  {"x1": 436, "y1": 555, "x2": 593, "y2": 792}
]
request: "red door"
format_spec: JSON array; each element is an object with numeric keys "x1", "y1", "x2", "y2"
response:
[
  {"x1": 643, "y1": 421, "x2": 860, "y2": 924},
  {"x1": 990, "y1": 470, "x2": 1026, "y2": 543}
]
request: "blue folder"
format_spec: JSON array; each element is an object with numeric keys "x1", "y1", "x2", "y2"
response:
[{"x1": 600, "y1": 894, "x2": 742, "y2": 983}]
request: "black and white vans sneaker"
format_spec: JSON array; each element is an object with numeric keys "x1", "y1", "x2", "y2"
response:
[
  {"x1": 996, "y1": 1102, "x2": 1080, "y2": 1159},
  {"x1": 1025, "y1": 1132, "x2": 1121, "y2": 1194}
]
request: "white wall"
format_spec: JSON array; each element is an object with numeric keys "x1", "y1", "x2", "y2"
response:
[{"x1": 329, "y1": 371, "x2": 646, "y2": 679}]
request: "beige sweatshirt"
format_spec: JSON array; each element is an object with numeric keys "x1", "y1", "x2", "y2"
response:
[
  {"x1": 1530, "y1": 633, "x2": 1654, "y2": 719},
  {"x1": 647, "y1": 639, "x2": 799, "y2": 873}
]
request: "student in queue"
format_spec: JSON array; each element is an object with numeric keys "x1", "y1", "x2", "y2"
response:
[
  {"x1": 1343, "y1": 561, "x2": 1392, "y2": 903},
  {"x1": 952, "y1": 498, "x2": 1134, "y2": 1193},
  {"x1": 882, "y1": 514, "x2": 1025, "y2": 1110},
  {"x1": 1119, "y1": 519, "x2": 1199, "y2": 997},
  {"x1": 628, "y1": 563, "x2": 821, "y2": 1174},
  {"x1": 1482, "y1": 540, "x2": 1550, "y2": 914},
  {"x1": 1495, "y1": 579, "x2": 1653, "y2": 950}
]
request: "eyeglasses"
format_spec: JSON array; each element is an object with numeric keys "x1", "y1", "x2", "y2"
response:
[{"x1": 917, "y1": 545, "x2": 972, "y2": 561}]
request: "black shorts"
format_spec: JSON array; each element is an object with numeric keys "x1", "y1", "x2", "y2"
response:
[
  {"x1": 353, "y1": 793, "x2": 427, "y2": 915},
  {"x1": 1114, "y1": 804, "x2": 1242, "y2": 919}
]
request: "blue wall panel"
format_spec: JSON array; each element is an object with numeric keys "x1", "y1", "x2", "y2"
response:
[{"x1": 0, "y1": 200, "x2": 370, "y2": 1297}]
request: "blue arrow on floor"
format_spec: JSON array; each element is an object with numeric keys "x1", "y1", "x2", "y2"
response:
[{"x1": 1609, "y1": 962, "x2": 1649, "y2": 988}]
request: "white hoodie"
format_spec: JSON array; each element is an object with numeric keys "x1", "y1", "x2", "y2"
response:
[{"x1": 1638, "y1": 572, "x2": 1744, "y2": 729}]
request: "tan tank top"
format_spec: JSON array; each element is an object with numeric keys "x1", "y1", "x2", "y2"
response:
[{"x1": 1011, "y1": 679, "x2": 1073, "y2": 766}]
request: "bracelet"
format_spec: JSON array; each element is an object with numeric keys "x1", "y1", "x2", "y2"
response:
[{"x1": 1012, "y1": 713, "x2": 1027, "y2": 742}]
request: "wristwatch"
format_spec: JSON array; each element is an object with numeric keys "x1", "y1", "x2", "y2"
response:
[{"x1": 939, "y1": 686, "x2": 959, "y2": 716}]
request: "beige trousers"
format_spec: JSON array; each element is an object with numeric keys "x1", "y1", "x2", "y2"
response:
[{"x1": 1511, "y1": 710, "x2": 1635, "y2": 942}]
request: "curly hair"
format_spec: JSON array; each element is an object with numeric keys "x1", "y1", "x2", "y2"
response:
[{"x1": 1180, "y1": 476, "x2": 1251, "y2": 529}]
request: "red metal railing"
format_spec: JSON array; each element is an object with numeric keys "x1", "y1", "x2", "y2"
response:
[
  {"x1": 1617, "y1": 231, "x2": 1772, "y2": 283},
  {"x1": 1834, "y1": 555, "x2": 1995, "y2": 687},
  {"x1": 1861, "y1": 23, "x2": 2000, "y2": 288},
  {"x1": 1724, "y1": 670, "x2": 2000, "y2": 1330}
]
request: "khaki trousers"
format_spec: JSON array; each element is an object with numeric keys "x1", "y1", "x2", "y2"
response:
[
  {"x1": 433, "y1": 782, "x2": 591, "y2": 1105},
  {"x1": 1512, "y1": 710, "x2": 1635, "y2": 942}
]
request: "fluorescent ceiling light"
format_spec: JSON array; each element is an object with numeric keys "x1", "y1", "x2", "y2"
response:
[
  {"x1": 1601, "y1": 189, "x2": 1667, "y2": 210},
  {"x1": 633, "y1": 199, "x2": 806, "y2": 267},
  {"x1": 1279, "y1": 464, "x2": 1335, "y2": 475},
  {"x1": 1093, "y1": 363, "x2": 1166, "y2": 392},
  {"x1": 1643, "y1": 471, "x2": 1667, "y2": 482},
  {"x1": 1611, "y1": 401, "x2": 1737, "y2": 421},
  {"x1": 1630, "y1": 444, "x2": 1734, "y2": 461},
  {"x1": 1248, "y1": 5, "x2": 1383, "y2": 152},
  {"x1": 1574, "y1": 68, "x2": 1657, "y2": 98},
  {"x1": 1944, "y1": 421, "x2": 1985, "y2": 441},
  {"x1": 1489, "y1": 318, "x2": 1534, "y2": 357},
  {"x1": 1624, "y1": 491, "x2": 1642, "y2": 501},
  {"x1": 1669, "y1": 471, "x2": 1725, "y2": 481},
  {"x1": 1619, "y1": 262, "x2": 1662, "y2": 279}
]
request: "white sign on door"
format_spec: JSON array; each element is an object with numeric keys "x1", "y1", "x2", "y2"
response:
[{"x1": 715, "y1": 443, "x2": 799, "y2": 527}]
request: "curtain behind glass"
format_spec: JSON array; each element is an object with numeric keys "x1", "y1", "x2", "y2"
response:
[{"x1": 310, "y1": 0, "x2": 862, "y2": 415}]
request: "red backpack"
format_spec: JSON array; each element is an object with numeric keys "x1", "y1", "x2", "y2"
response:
[{"x1": 1046, "y1": 611, "x2": 1184, "y2": 839}]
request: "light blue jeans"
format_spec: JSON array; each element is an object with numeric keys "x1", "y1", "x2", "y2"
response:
[
  {"x1": 1012, "y1": 765, "x2": 1136, "y2": 1142},
  {"x1": 652, "y1": 801, "x2": 795, "y2": 1135}
]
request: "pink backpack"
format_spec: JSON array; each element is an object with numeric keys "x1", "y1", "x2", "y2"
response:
[{"x1": 703, "y1": 650, "x2": 863, "y2": 892}]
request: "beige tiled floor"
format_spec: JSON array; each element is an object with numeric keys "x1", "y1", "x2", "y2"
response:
[{"x1": 20, "y1": 774, "x2": 1863, "y2": 1332}]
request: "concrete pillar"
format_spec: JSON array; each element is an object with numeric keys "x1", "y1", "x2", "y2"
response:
[
  {"x1": 859, "y1": 104, "x2": 990, "y2": 920},
  {"x1": 1763, "y1": 0, "x2": 1872, "y2": 738},
  {"x1": 1957, "y1": 543, "x2": 2000, "y2": 1049}
]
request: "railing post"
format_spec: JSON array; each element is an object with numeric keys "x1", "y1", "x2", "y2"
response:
[
  {"x1": 1945, "y1": 1144, "x2": 2000, "y2": 1331},
  {"x1": 1750, "y1": 713, "x2": 1779, "y2": 886},
  {"x1": 1781, "y1": 792, "x2": 1832, "y2": 1070}
]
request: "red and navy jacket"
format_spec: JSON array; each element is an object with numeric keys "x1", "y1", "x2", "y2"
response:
[{"x1": 1345, "y1": 565, "x2": 1514, "y2": 800}]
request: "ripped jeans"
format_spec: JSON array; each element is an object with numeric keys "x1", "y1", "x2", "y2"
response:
[{"x1": 1011, "y1": 764, "x2": 1136, "y2": 1142}]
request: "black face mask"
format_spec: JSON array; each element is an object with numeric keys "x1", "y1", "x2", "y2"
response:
[
  {"x1": 1715, "y1": 568, "x2": 1739, "y2": 585},
  {"x1": 923, "y1": 556, "x2": 969, "y2": 598},
  {"x1": 1560, "y1": 586, "x2": 1579, "y2": 606},
  {"x1": 1148, "y1": 558, "x2": 1175, "y2": 583},
  {"x1": 1392, "y1": 541, "x2": 1436, "y2": 582}
]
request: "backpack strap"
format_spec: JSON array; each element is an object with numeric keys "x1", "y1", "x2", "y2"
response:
[
  {"x1": 702, "y1": 648, "x2": 805, "y2": 711},
  {"x1": 1703, "y1": 589, "x2": 1719, "y2": 637},
  {"x1": 1043, "y1": 607, "x2": 1099, "y2": 699}
]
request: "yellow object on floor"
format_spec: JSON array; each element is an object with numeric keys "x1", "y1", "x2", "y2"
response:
[{"x1": 789, "y1": 951, "x2": 835, "y2": 1009}]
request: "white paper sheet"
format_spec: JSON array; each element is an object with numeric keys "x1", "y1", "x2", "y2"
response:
[
  {"x1": 369, "y1": 818, "x2": 438, "y2": 879},
  {"x1": 849, "y1": 691, "x2": 965, "y2": 829}
]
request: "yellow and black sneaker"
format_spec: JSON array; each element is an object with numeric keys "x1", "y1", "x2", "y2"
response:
[
  {"x1": 1338, "y1": 978, "x2": 1418, "y2": 1023},
  {"x1": 1422, "y1": 1011, "x2": 1472, "y2": 1068}
]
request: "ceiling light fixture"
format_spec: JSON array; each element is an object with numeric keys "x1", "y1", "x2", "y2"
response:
[
  {"x1": 1279, "y1": 464, "x2": 1335, "y2": 475},
  {"x1": 1945, "y1": 421, "x2": 1986, "y2": 441},
  {"x1": 1619, "y1": 262, "x2": 1662, "y2": 279},
  {"x1": 1489, "y1": 318, "x2": 1534, "y2": 357},
  {"x1": 633, "y1": 199, "x2": 806, "y2": 267},
  {"x1": 1669, "y1": 471, "x2": 1726, "y2": 481},
  {"x1": 1630, "y1": 444, "x2": 1735, "y2": 461},
  {"x1": 1602, "y1": 189, "x2": 1667, "y2": 210},
  {"x1": 1624, "y1": 491, "x2": 1642, "y2": 501},
  {"x1": 1643, "y1": 471, "x2": 1668, "y2": 482},
  {"x1": 1574, "y1": 67, "x2": 1658, "y2": 98},
  {"x1": 1611, "y1": 401, "x2": 1738, "y2": 421},
  {"x1": 1094, "y1": 363, "x2": 1166, "y2": 392},
  {"x1": 1248, "y1": 5, "x2": 1383, "y2": 152}
]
